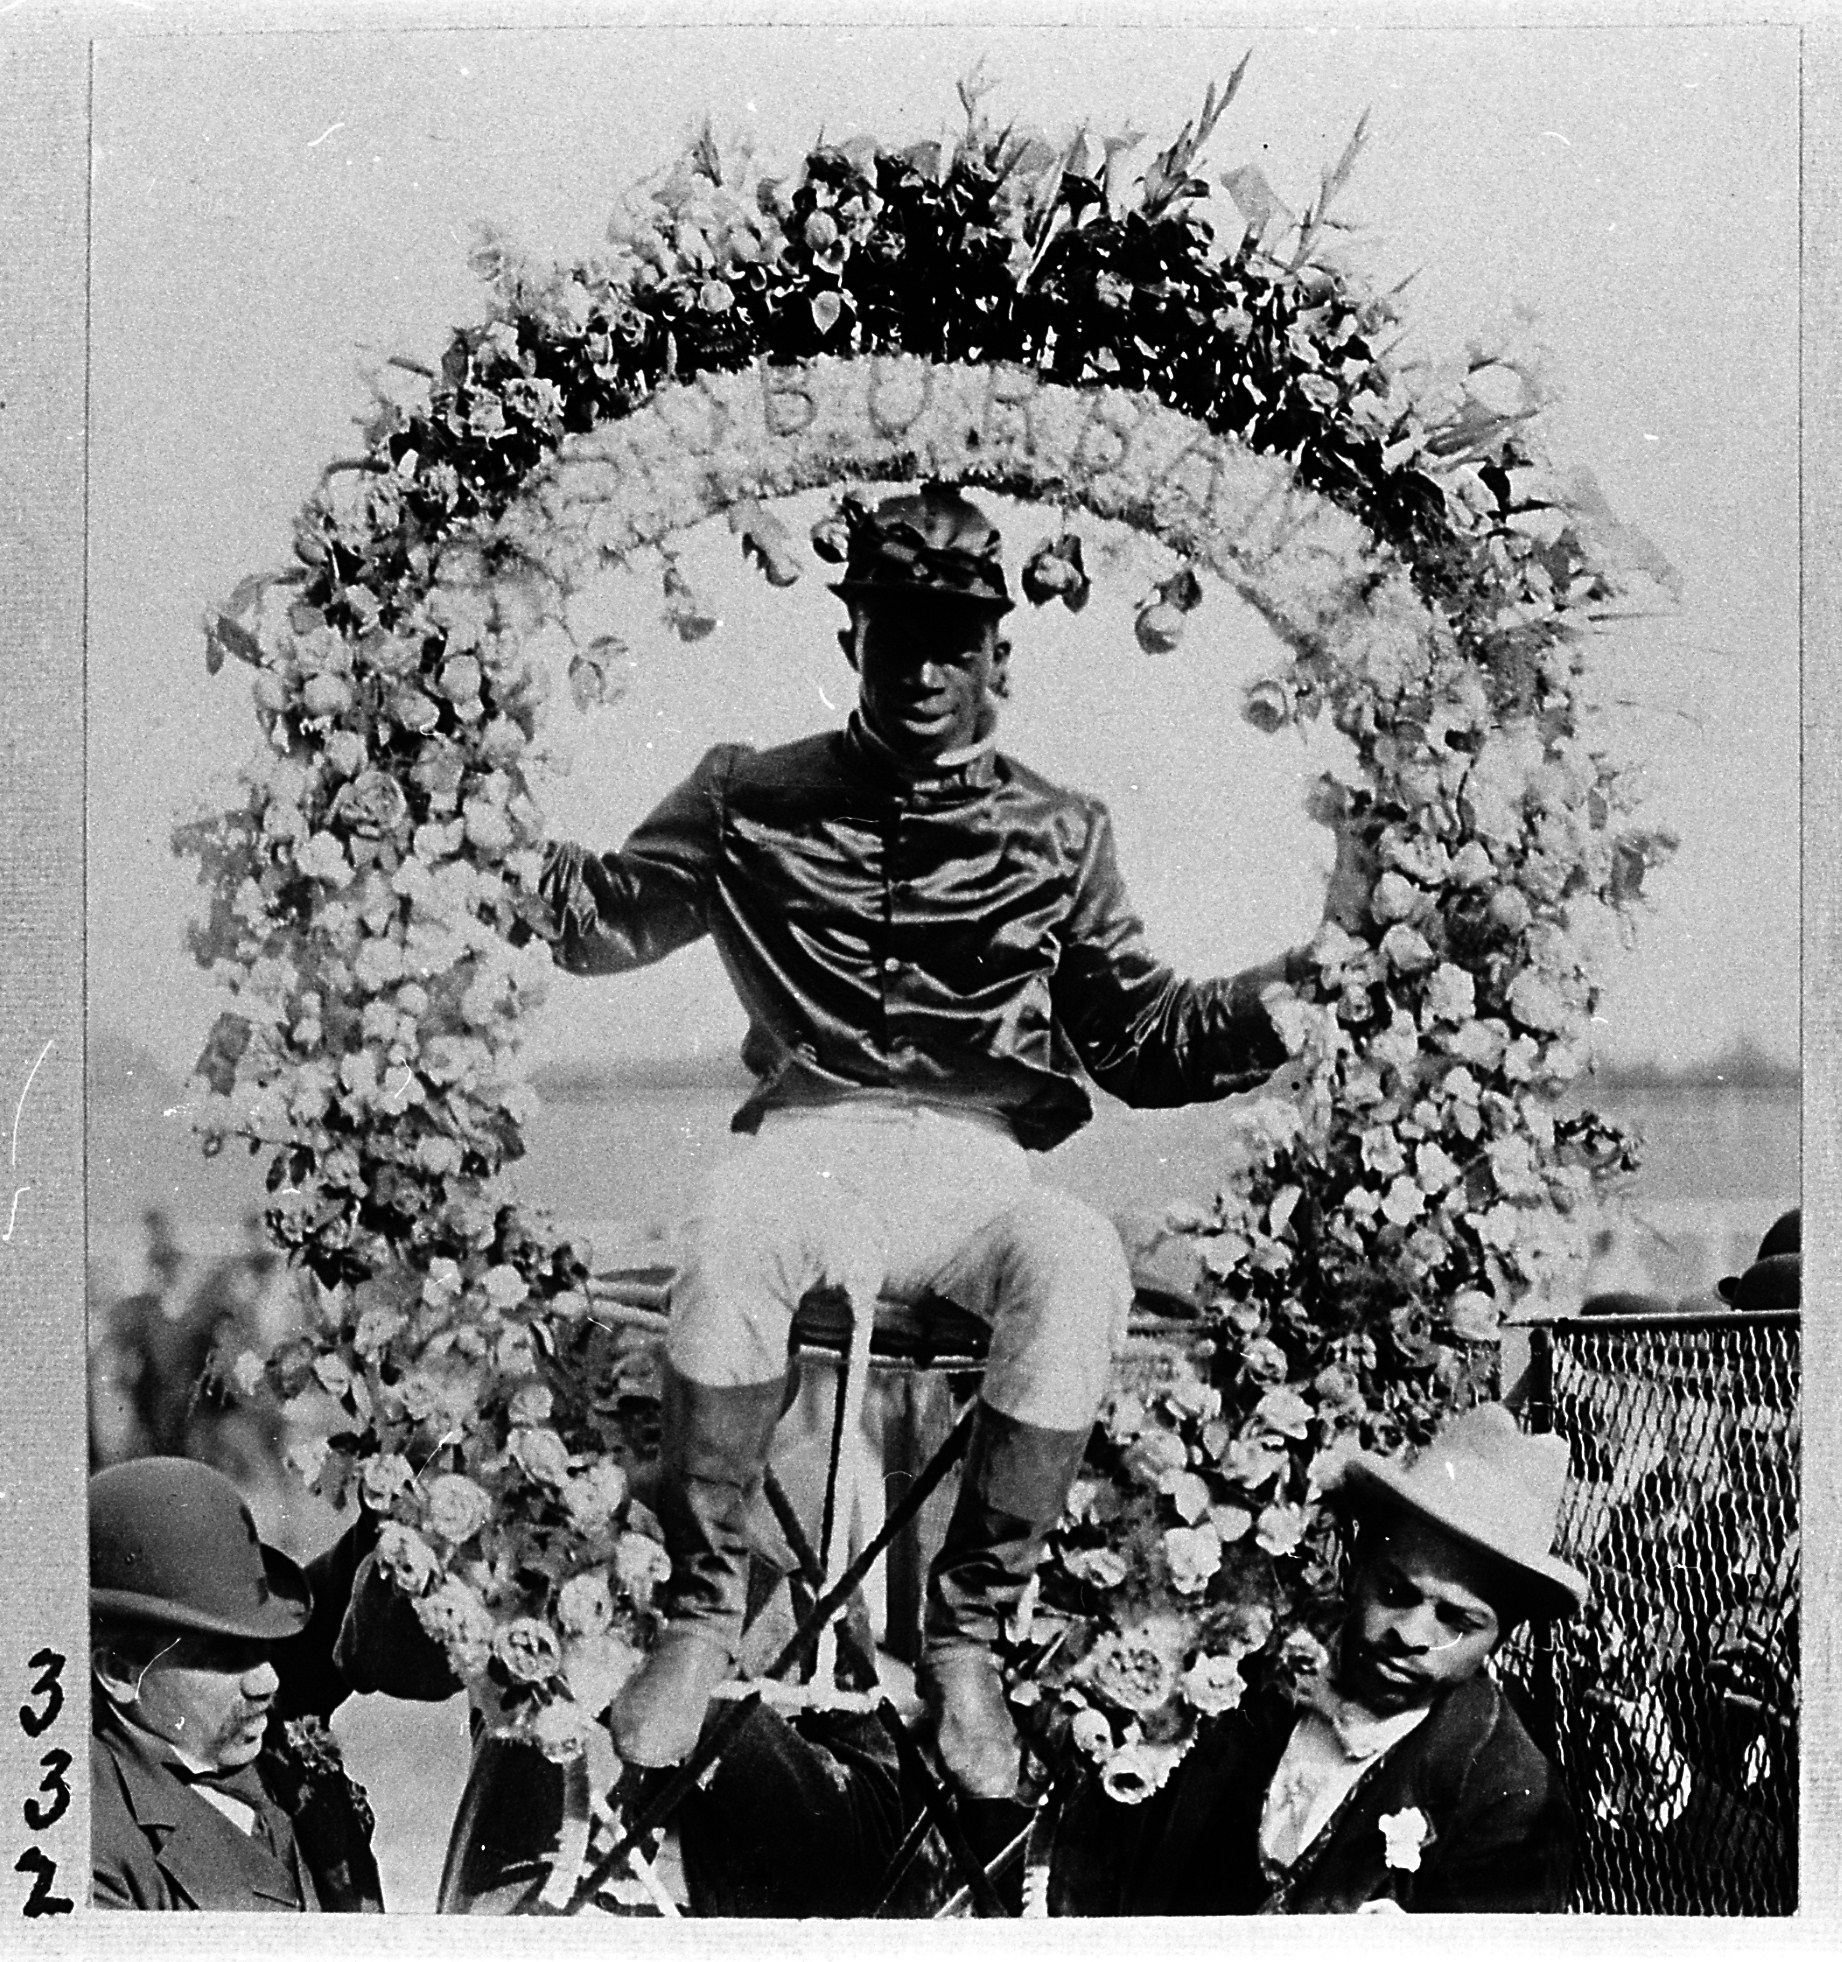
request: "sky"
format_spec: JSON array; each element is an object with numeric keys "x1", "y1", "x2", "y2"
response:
[{"x1": 86, "y1": 16, "x2": 1802, "y2": 1080}]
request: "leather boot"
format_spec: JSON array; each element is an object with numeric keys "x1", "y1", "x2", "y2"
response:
[
  {"x1": 609, "y1": 1363, "x2": 788, "y2": 1768},
  {"x1": 920, "y1": 1401, "x2": 1090, "y2": 1800}
]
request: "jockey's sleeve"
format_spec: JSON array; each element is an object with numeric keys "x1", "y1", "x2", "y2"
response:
[
  {"x1": 542, "y1": 745, "x2": 731, "y2": 975},
  {"x1": 1052, "y1": 799, "x2": 1297, "y2": 1107}
]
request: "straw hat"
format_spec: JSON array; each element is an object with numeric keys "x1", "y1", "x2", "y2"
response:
[{"x1": 1324, "y1": 1403, "x2": 1589, "y2": 1621}]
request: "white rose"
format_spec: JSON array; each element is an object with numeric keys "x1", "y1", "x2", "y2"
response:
[
  {"x1": 526, "y1": 1696, "x2": 592, "y2": 1764},
  {"x1": 422, "y1": 1257, "x2": 463, "y2": 1307},
  {"x1": 1087, "y1": 1620, "x2": 1186, "y2": 1716},
  {"x1": 1070, "y1": 1708, "x2": 1115, "y2": 1760},
  {"x1": 482, "y1": 1263, "x2": 528, "y2": 1309},
  {"x1": 1449, "y1": 840, "x2": 1494, "y2": 887},
  {"x1": 1381, "y1": 1175, "x2": 1427, "y2": 1226},
  {"x1": 509, "y1": 1426, "x2": 571, "y2": 1488},
  {"x1": 295, "y1": 831, "x2": 352, "y2": 885},
  {"x1": 1210, "y1": 1502, "x2": 1254, "y2": 1544},
  {"x1": 1255, "y1": 1386, "x2": 1314, "y2": 1438},
  {"x1": 1123, "y1": 1425, "x2": 1189, "y2": 1489},
  {"x1": 414, "y1": 1576, "x2": 495, "y2": 1675},
  {"x1": 1163, "y1": 1523, "x2": 1223, "y2": 1594},
  {"x1": 564, "y1": 1462, "x2": 630, "y2": 1537},
  {"x1": 1447, "y1": 1291, "x2": 1500, "y2": 1342},
  {"x1": 1062, "y1": 1545, "x2": 1130, "y2": 1590},
  {"x1": 493, "y1": 1616, "x2": 562, "y2": 1684},
  {"x1": 508, "y1": 1380, "x2": 554, "y2": 1428},
  {"x1": 1360, "y1": 1126, "x2": 1407, "y2": 1177},
  {"x1": 358, "y1": 1453, "x2": 416, "y2": 1511},
  {"x1": 424, "y1": 1473, "x2": 493, "y2": 1544},
  {"x1": 1254, "y1": 1502, "x2": 1310, "y2": 1557},
  {"x1": 375, "y1": 1522, "x2": 442, "y2": 1596},
  {"x1": 1446, "y1": 1017, "x2": 1510, "y2": 1070},
  {"x1": 555, "y1": 1569, "x2": 614, "y2": 1638},
  {"x1": 1508, "y1": 970, "x2": 1573, "y2": 1035},
  {"x1": 1423, "y1": 963, "x2": 1476, "y2": 1025},
  {"x1": 1100, "y1": 1738, "x2": 1186, "y2": 1806},
  {"x1": 1181, "y1": 1652, "x2": 1247, "y2": 1715},
  {"x1": 614, "y1": 1530, "x2": 671, "y2": 1603},
  {"x1": 1380, "y1": 924, "x2": 1435, "y2": 974},
  {"x1": 1370, "y1": 871, "x2": 1421, "y2": 924}
]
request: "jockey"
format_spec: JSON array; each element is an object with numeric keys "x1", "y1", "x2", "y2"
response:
[{"x1": 538, "y1": 483, "x2": 1338, "y2": 1799}]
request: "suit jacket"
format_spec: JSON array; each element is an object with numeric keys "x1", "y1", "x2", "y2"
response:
[
  {"x1": 91, "y1": 1713, "x2": 323, "y2": 1912},
  {"x1": 1052, "y1": 1673, "x2": 1574, "y2": 1915},
  {"x1": 92, "y1": 1522, "x2": 385, "y2": 1912}
]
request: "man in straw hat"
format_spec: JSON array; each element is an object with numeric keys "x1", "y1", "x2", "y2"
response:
[
  {"x1": 1054, "y1": 1403, "x2": 1586, "y2": 1913},
  {"x1": 89, "y1": 1456, "x2": 382, "y2": 1911},
  {"x1": 537, "y1": 483, "x2": 1362, "y2": 1798}
]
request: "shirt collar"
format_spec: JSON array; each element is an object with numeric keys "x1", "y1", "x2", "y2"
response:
[
  {"x1": 99, "y1": 1694, "x2": 259, "y2": 1783},
  {"x1": 842, "y1": 710, "x2": 999, "y2": 792},
  {"x1": 1296, "y1": 1670, "x2": 1434, "y2": 1761}
]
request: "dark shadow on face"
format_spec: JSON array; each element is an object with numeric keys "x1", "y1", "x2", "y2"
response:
[
  {"x1": 94, "y1": 1627, "x2": 282, "y2": 1771},
  {"x1": 1337, "y1": 1515, "x2": 1507, "y2": 1714},
  {"x1": 846, "y1": 597, "x2": 1010, "y2": 763}
]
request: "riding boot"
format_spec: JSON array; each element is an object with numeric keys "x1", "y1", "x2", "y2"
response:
[
  {"x1": 609, "y1": 1362, "x2": 789, "y2": 1769},
  {"x1": 919, "y1": 1400, "x2": 1090, "y2": 1800}
]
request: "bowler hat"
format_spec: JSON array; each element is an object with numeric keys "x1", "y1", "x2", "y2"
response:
[
  {"x1": 830, "y1": 484, "x2": 1014, "y2": 614},
  {"x1": 1324, "y1": 1403, "x2": 1588, "y2": 1621},
  {"x1": 1717, "y1": 1209, "x2": 1801, "y2": 1314},
  {"x1": 90, "y1": 1457, "x2": 312, "y2": 1642}
]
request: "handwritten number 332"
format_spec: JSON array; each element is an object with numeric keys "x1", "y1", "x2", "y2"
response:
[{"x1": 15, "y1": 1650, "x2": 73, "y2": 1916}]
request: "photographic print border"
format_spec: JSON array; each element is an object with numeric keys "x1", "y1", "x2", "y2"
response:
[{"x1": 1, "y1": 2, "x2": 1834, "y2": 1952}]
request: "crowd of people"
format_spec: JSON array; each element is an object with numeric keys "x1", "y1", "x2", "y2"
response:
[
  {"x1": 90, "y1": 486, "x2": 1800, "y2": 1916},
  {"x1": 88, "y1": 1209, "x2": 303, "y2": 1547}
]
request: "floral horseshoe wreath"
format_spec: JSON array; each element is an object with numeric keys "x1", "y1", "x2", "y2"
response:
[{"x1": 182, "y1": 74, "x2": 1674, "y2": 1813}]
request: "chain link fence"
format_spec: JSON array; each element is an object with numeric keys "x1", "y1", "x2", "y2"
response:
[{"x1": 1498, "y1": 1309, "x2": 1799, "y2": 1914}]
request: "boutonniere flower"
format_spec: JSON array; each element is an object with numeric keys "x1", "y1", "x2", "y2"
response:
[{"x1": 1379, "y1": 1806, "x2": 1432, "y2": 1871}]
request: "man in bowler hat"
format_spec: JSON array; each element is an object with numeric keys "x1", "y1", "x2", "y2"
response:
[
  {"x1": 1053, "y1": 1403, "x2": 1586, "y2": 1913},
  {"x1": 1716, "y1": 1208, "x2": 1800, "y2": 1315},
  {"x1": 89, "y1": 1456, "x2": 382, "y2": 1911},
  {"x1": 537, "y1": 483, "x2": 1354, "y2": 1798}
]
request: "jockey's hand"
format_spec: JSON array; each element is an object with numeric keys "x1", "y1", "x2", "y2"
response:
[
  {"x1": 509, "y1": 840, "x2": 592, "y2": 948},
  {"x1": 1234, "y1": 948, "x2": 1315, "y2": 998}
]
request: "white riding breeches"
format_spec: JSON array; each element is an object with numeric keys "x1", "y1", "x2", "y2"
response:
[{"x1": 666, "y1": 1100, "x2": 1133, "y2": 1431}]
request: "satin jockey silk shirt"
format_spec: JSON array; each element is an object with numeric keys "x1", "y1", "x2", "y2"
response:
[{"x1": 539, "y1": 714, "x2": 1301, "y2": 1150}]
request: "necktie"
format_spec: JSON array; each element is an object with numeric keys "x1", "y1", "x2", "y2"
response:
[{"x1": 175, "y1": 1759, "x2": 290, "y2": 1866}]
